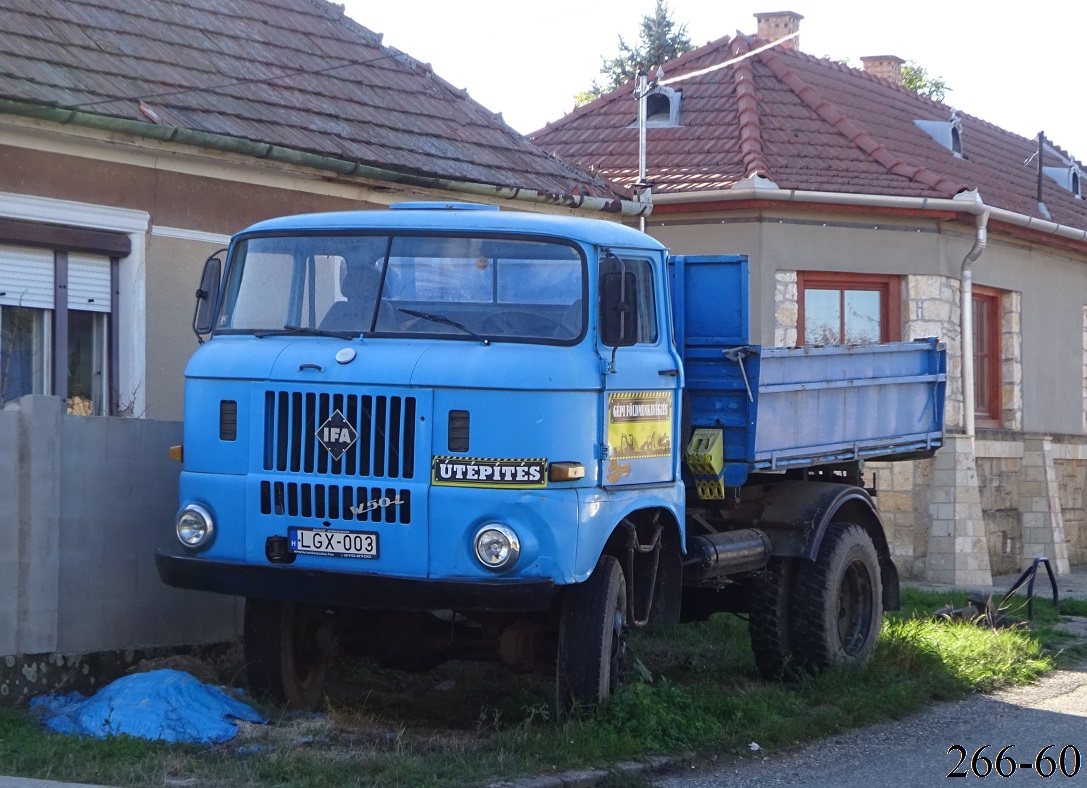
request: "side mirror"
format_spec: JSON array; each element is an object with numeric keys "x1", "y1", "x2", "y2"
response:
[
  {"x1": 600, "y1": 270, "x2": 639, "y2": 347},
  {"x1": 192, "y1": 252, "x2": 224, "y2": 341}
]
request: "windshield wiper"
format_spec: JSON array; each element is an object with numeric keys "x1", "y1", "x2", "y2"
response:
[
  {"x1": 253, "y1": 325, "x2": 360, "y2": 339},
  {"x1": 398, "y1": 308, "x2": 490, "y2": 345}
]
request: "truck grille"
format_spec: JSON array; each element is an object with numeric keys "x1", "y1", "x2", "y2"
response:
[
  {"x1": 260, "y1": 481, "x2": 411, "y2": 524},
  {"x1": 263, "y1": 391, "x2": 416, "y2": 479}
]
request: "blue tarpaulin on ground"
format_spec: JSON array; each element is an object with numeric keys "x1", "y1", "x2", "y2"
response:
[{"x1": 28, "y1": 669, "x2": 266, "y2": 744}]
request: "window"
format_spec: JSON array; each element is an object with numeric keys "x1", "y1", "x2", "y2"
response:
[
  {"x1": 0, "y1": 228, "x2": 123, "y2": 415},
  {"x1": 600, "y1": 256, "x2": 657, "y2": 346},
  {"x1": 218, "y1": 234, "x2": 586, "y2": 344},
  {"x1": 972, "y1": 286, "x2": 1002, "y2": 427},
  {"x1": 797, "y1": 272, "x2": 900, "y2": 345},
  {"x1": 628, "y1": 86, "x2": 682, "y2": 128},
  {"x1": 914, "y1": 110, "x2": 964, "y2": 158},
  {"x1": 1042, "y1": 164, "x2": 1084, "y2": 199}
]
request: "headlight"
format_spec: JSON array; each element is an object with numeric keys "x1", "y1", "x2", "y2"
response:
[
  {"x1": 473, "y1": 523, "x2": 520, "y2": 571},
  {"x1": 176, "y1": 504, "x2": 215, "y2": 550}
]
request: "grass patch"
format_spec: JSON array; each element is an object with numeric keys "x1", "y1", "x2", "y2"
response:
[{"x1": 0, "y1": 587, "x2": 1070, "y2": 787}]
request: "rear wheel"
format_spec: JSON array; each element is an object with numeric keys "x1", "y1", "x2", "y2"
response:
[
  {"x1": 555, "y1": 555, "x2": 627, "y2": 718},
  {"x1": 791, "y1": 523, "x2": 882, "y2": 670},
  {"x1": 748, "y1": 558, "x2": 799, "y2": 680},
  {"x1": 244, "y1": 599, "x2": 330, "y2": 710}
]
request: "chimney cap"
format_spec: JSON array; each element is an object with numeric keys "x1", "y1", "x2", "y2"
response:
[
  {"x1": 861, "y1": 55, "x2": 906, "y2": 66},
  {"x1": 860, "y1": 55, "x2": 906, "y2": 86},
  {"x1": 753, "y1": 10, "x2": 803, "y2": 50},
  {"x1": 753, "y1": 10, "x2": 804, "y2": 22}
]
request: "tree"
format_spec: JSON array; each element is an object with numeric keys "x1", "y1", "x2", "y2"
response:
[
  {"x1": 574, "y1": 1, "x2": 693, "y2": 106},
  {"x1": 900, "y1": 61, "x2": 950, "y2": 102},
  {"x1": 824, "y1": 56, "x2": 951, "y2": 103}
]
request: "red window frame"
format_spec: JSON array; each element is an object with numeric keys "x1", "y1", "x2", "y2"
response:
[
  {"x1": 972, "y1": 285, "x2": 1002, "y2": 428},
  {"x1": 796, "y1": 272, "x2": 901, "y2": 345}
]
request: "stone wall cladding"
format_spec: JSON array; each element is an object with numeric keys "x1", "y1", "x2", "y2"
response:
[
  {"x1": 976, "y1": 455, "x2": 1024, "y2": 576},
  {"x1": 1001, "y1": 291, "x2": 1023, "y2": 431},
  {"x1": 1055, "y1": 456, "x2": 1087, "y2": 566},
  {"x1": 869, "y1": 457, "x2": 933, "y2": 578},
  {"x1": 904, "y1": 275, "x2": 962, "y2": 430},
  {"x1": 773, "y1": 270, "x2": 798, "y2": 347}
]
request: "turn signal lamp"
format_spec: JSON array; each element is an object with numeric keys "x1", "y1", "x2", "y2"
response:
[{"x1": 548, "y1": 462, "x2": 585, "y2": 482}]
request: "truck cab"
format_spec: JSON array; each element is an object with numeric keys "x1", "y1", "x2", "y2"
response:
[{"x1": 159, "y1": 204, "x2": 687, "y2": 711}]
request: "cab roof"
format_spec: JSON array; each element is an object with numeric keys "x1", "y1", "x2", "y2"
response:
[{"x1": 238, "y1": 204, "x2": 665, "y2": 250}]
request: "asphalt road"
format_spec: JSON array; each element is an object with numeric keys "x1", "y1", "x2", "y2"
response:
[{"x1": 654, "y1": 661, "x2": 1087, "y2": 787}]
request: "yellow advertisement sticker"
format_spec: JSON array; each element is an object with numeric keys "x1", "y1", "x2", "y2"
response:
[{"x1": 607, "y1": 391, "x2": 673, "y2": 459}]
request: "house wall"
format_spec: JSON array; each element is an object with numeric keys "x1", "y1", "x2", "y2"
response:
[
  {"x1": 648, "y1": 206, "x2": 1087, "y2": 580},
  {"x1": 143, "y1": 235, "x2": 223, "y2": 420},
  {"x1": 0, "y1": 395, "x2": 239, "y2": 698},
  {"x1": 0, "y1": 140, "x2": 392, "y2": 421}
]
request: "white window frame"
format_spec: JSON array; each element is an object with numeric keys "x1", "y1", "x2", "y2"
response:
[{"x1": 0, "y1": 192, "x2": 148, "y2": 416}]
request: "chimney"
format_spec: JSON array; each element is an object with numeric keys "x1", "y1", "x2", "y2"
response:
[
  {"x1": 754, "y1": 11, "x2": 803, "y2": 50},
  {"x1": 861, "y1": 55, "x2": 906, "y2": 86}
]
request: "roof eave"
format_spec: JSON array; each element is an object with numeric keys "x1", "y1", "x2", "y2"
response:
[
  {"x1": 652, "y1": 184, "x2": 1087, "y2": 248},
  {"x1": 0, "y1": 98, "x2": 650, "y2": 218}
]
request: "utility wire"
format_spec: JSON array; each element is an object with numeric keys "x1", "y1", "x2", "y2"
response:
[{"x1": 658, "y1": 32, "x2": 800, "y2": 87}]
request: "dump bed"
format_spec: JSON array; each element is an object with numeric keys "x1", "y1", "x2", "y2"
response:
[{"x1": 670, "y1": 255, "x2": 946, "y2": 487}]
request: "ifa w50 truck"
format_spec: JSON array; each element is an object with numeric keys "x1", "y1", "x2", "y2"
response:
[{"x1": 156, "y1": 203, "x2": 946, "y2": 714}]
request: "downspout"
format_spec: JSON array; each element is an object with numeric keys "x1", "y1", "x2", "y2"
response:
[
  {"x1": 960, "y1": 208, "x2": 990, "y2": 437},
  {"x1": 636, "y1": 71, "x2": 649, "y2": 232}
]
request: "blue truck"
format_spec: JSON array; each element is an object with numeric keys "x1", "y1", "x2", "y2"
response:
[{"x1": 156, "y1": 203, "x2": 946, "y2": 714}]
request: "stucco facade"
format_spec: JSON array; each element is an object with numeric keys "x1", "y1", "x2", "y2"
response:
[
  {"x1": 645, "y1": 203, "x2": 1087, "y2": 582},
  {"x1": 0, "y1": 120, "x2": 612, "y2": 421}
]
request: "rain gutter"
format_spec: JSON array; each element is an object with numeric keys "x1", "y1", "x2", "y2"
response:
[
  {"x1": 652, "y1": 181, "x2": 1087, "y2": 245},
  {"x1": 0, "y1": 99, "x2": 650, "y2": 218}
]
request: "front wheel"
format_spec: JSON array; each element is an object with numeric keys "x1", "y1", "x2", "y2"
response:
[
  {"x1": 244, "y1": 599, "x2": 331, "y2": 710},
  {"x1": 555, "y1": 555, "x2": 628, "y2": 718},
  {"x1": 791, "y1": 523, "x2": 882, "y2": 670}
]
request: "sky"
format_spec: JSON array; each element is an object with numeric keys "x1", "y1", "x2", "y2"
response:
[{"x1": 342, "y1": 0, "x2": 1087, "y2": 160}]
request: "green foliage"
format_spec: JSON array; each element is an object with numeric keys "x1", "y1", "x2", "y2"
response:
[
  {"x1": 820, "y1": 55, "x2": 951, "y2": 102},
  {"x1": 575, "y1": 0, "x2": 693, "y2": 106},
  {"x1": 1059, "y1": 597, "x2": 1087, "y2": 617},
  {"x1": 901, "y1": 61, "x2": 950, "y2": 102},
  {"x1": 0, "y1": 587, "x2": 1068, "y2": 787}
]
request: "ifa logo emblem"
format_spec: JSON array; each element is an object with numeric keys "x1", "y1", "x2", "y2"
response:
[{"x1": 316, "y1": 409, "x2": 358, "y2": 460}]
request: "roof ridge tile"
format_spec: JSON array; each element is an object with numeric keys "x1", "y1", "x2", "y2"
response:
[
  {"x1": 731, "y1": 35, "x2": 771, "y2": 181},
  {"x1": 755, "y1": 40, "x2": 967, "y2": 197}
]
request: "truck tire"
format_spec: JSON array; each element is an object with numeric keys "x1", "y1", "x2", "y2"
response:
[
  {"x1": 244, "y1": 598, "x2": 329, "y2": 710},
  {"x1": 555, "y1": 555, "x2": 627, "y2": 718},
  {"x1": 748, "y1": 558, "x2": 799, "y2": 680},
  {"x1": 791, "y1": 523, "x2": 882, "y2": 670}
]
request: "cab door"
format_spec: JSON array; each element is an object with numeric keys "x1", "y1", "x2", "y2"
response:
[{"x1": 598, "y1": 249, "x2": 681, "y2": 487}]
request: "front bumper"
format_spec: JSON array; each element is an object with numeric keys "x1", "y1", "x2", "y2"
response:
[{"x1": 155, "y1": 552, "x2": 556, "y2": 613}]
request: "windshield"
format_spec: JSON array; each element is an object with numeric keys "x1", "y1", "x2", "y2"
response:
[{"x1": 215, "y1": 233, "x2": 586, "y2": 343}]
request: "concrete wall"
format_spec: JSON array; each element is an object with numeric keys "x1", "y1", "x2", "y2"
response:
[{"x1": 0, "y1": 396, "x2": 240, "y2": 660}]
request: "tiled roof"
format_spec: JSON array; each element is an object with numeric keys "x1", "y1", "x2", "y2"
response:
[
  {"x1": 0, "y1": 0, "x2": 623, "y2": 200},
  {"x1": 531, "y1": 32, "x2": 1087, "y2": 230}
]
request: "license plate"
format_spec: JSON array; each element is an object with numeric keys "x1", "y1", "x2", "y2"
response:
[{"x1": 289, "y1": 527, "x2": 379, "y2": 558}]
